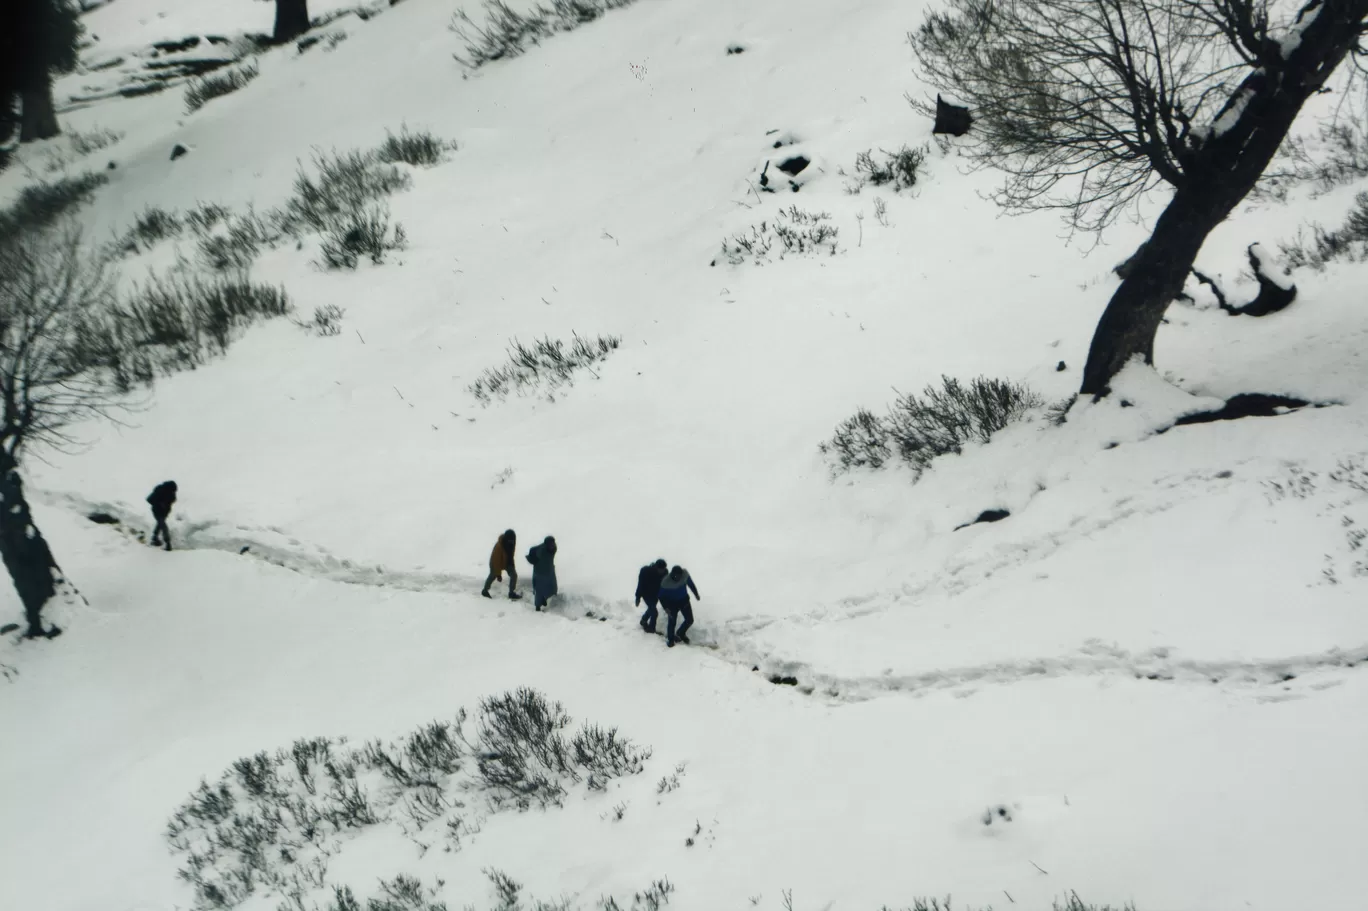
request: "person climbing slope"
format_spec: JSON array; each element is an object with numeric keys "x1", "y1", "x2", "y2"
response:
[
  {"x1": 525, "y1": 535, "x2": 558, "y2": 611},
  {"x1": 481, "y1": 529, "x2": 522, "y2": 600},
  {"x1": 658, "y1": 564, "x2": 700, "y2": 647},
  {"x1": 146, "y1": 481, "x2": 178, "y2": 551},
  {"x1": 635, "y1": 558, "x2": 668, "y2": 633}
]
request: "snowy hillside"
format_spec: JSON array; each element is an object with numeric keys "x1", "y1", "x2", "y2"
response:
[{"x1": 2, "y1": 0, "x2": 1366, "y2": 910}]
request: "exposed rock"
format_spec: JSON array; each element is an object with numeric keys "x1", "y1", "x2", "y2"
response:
[
  {"x1": 777, "y1": 155, "x2": 810, "y2": 176},
  {"x1": 170, "y1": 143, "x2": 189, "y2": 161},
  {"x1": 1173, "y1": 393, "x2": 1313, "y2": 426},
  {"x1": 932, "y1": 94, "x2": 971, "y2": 136},
  {"x1": 953, "y1": 508, "x2": 1010, "y2": 531}
]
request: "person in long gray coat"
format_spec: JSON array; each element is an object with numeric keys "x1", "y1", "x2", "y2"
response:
[{"x1": 525, "y1": 536, "x2": 558, "y2": 611}]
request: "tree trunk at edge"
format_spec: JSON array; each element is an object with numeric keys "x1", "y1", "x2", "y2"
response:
[
  {"x1": 274, "y1": 0, "x2": 311, "y2": 44},
  {"x1": 0, "y1": 453, "x2": 76, "y2": 638},
  {"x1": 19, "y1": 77, "x2": 59, "y2": 143}
]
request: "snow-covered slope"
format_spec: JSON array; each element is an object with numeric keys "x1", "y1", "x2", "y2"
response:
[{"x1": 2, "y1": 0, "x2": 1367, "y2": 909}]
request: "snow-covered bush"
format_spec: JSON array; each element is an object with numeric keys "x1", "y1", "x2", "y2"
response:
[
  {"x1": 822, "y1": 376, "x2": 1042, "y2": 479},
  {"x1": 1281, "y1": 190, "x2": 1368, "y2": 270},
  {"x1": 718, "y1": 206, "x2": 839, "y2": 265},
  {"x1": 450, "y1": 0, "x2": 638, "y2": 68},
  {"x1": 852, "y1": 144, "x2": 928, "y2": 192},
  {"x1": 164, "y1": 689, "x2": 651, "y2": 910},
  {"x1": 318, "y1": 204, "x2": 407, "y2": 269},
  {"x1": 184, "y1": 61, "x2": 259, "y2": 114},
  {"x1": 470, "y1": 333, "x2": 622, "y2": 404},
  {"x1": 377, "y1": 125, "x2": 458, "y2": 167}
]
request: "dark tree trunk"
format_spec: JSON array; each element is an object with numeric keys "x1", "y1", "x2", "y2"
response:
[
  {"x1": 19, "y1": 77, "x2": 58, "y2": 143},
  {"x1": 0, "y1": 452, "x2": 77, "y2": 638},
  {"x1": 1080, "y1": 0, "x2": 1368, "y2": 397},
  {"x1": 1080, "y1": 191, "x2": 1230, "y2": 395},
  {"x1": 274, "y1": 0, "x2": 311, "y2": 44}
]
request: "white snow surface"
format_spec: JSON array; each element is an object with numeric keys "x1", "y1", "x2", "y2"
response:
[{"x1": 2, "y1": 1, "x2": 1368, "y2": 910}]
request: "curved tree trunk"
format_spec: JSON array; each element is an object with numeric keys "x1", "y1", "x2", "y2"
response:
[
  {"x1": 0, "y1": 452, "x2": 80, "y2": 638},
  {"x1": 19, "y1": 76, "x2": 58, "y2": 143},
  {"x1": 1079, "y1": 192, "x2": 1230, "y2": 395},
  {"x1": 274, "y1": 0, "x2": 311, "y2": 44},
  {"x1": 1079, "y1": 0, "x2": 1368, "y2": 397}
]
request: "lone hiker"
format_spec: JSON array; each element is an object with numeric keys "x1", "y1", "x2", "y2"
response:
[
  {"x1": 658, "y1": 564, "x2": 700, "y2": 647},
  {"x1": 481, "y1": 529, "x2": 523, "y2": 600},
  {"x1": 147, "y1": 481, "x2": 178, "y2": 551},
  {"x1": 525, "y1": 535, "x2": 558, "y2": 611},
  {"x1": 636, "y1": 558, "x2": 668, "y2": 634}
]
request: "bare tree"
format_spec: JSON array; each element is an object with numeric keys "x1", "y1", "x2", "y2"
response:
[
  {"x1": 0, "y1": 223, "x2": 126, "y2": 638},
  {"x1": 911, "y1": 0, "x2": 1368, "y2": 396}
]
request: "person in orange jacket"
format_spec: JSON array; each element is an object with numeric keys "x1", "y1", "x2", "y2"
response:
[{"x1": 481, "y1": 529, "x2": 523, "y2": 600}]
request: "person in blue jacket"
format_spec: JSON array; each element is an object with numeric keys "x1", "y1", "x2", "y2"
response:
[
  {"x1": 657, "y1": 565, "x2": 699, "y2": 647},
  {"x1": 525, "y1": 536, "x2": 558, "y2": 611},
  {"x1": 636, "y1": 558, "x2": 668, "y2": 633}
]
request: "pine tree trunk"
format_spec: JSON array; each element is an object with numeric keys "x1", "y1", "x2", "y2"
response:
[
  {"x1": 0, "y1": 452, "x2": 76, "y2": 638},
  {"x1": 19, "y1": 77, "x2": 59, "y2": 143},
  {"x1": 274, "y1": 0, "x2": 311, "y2": 44}
]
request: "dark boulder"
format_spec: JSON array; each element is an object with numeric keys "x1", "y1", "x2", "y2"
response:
[
  {"x1": 170, "y1": 143, "x2": 189, "y2": 161},
  {"x1": 932, "y1": 94, "x2": 971, "y2": 136}
]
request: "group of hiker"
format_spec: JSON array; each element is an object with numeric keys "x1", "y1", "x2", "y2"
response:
[
  {"x1": 482, "y1": 529, "x2": 702, "y2": 647},
  {"x1": 145, "y1": 490, "x2": 701, "y2": 647}
]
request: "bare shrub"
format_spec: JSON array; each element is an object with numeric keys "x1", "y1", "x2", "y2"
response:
[
  {"x1": 377, "y1": 125, "x2": 457, "y2": 167},
  {"x1": 1280, "y1": 190, "x2": 1368, "y2": 270},
  {"x1": 317, "y1": 204, "x2": 407, "y2": 269},
  {"x1": 719, "y1": 206, "x2": 839, "y2": 265},
  {"x1": 854, "y1": 144, "x2": 928, "y2": 191},
  {"x1": 278, "y1": 149, "x2": 411, "y2": 237},
  {"x1": 469, "y1": 333, "x2": 621, "y2": 404},
  {"x1": 196, "y1": 208, "x2": 282, "y2": 274},
  {"x1": 117, "y1": 205, "x2": 183, "y2": 255},
  {"x1": 185, "y1": 60, "x2": 260, "y2": 113},
  {"x1": 822, "y1": 376, "x2": 1043, "y2": 479},
  {"x1": 0, "y1": 172, "x2": 108, "y2": 243},
  {"x1": 450, "y1": 0, "x2": 637, "y2": 68}
]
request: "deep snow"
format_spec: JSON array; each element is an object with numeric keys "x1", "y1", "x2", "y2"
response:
[{"x1": 2, "y1": 0, "x2": 1367, "y2": 909}]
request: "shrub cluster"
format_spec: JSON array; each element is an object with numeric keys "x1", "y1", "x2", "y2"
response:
[
  {"x1": 450, "y1": 0, "x2": 638, "y2": 68},
  {"x1": 821, "y1": 375, "x2": 1042, "y2": 478},
  {"x1": 117, "y1": 205, "x2": 184, "y2": 255},
  {"x1": 0, "y1": 172, "x2": 108, "y2": 244},
  {"x1": 165, "y1": 688, "x2": 651, "y2": 910},
  {"x1": 1280, "y1": 190, "x2": 1368, "y2": 269},
  {"x1": 71, "y1": 271, "x2": 291, "y2": 390},
  {"x1": 277, "y1": 149, "x2": 411, "y2": 237},
  {"x1": 469, "y1": 333, "x2": 622, "y2": 404},
  {"x1": 851, "y1": 145, "x2": 928, "y2": 192},
  {"x1": 719, "y1": 206, "x2": 839, "y2": 264},
  {"x1": 377, "y1": 126, "x2": 458, "y2": 167},
  {"x1": 185, "y1": 61, "x2": 260, "y2": 113}
]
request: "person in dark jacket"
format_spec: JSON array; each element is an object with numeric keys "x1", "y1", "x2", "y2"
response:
[
  {"x1": 635, "y1": 558, "x2": 668, "y2": 633},
  {"x1": 525, "y1": 535, "x2": 558, "y2": 611},
  {"x1": 147, "y1": 481, "x2": 178, "y2": 551},
  {"x1": 481, "y1": 529, "x2": 522, "y2": 600},
  {"x1": 658, "y1": 565, "x2": 700, "y2": 647}
]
